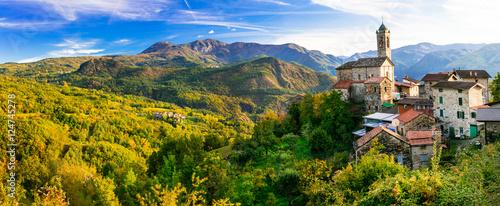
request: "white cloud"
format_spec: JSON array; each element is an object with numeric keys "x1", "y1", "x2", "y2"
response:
[
  {"x1": 279, "y1": 0, "x2": 500, "y2": 56},
  {"x1": 197, "y1": 34, "x2": 204, "y2": 38},
  {"x1": 113, "y1": 39, "x2": 132, "y2": 45},
  {"x1": 0, "y1": 18, "x2": 65, "y2": 29},
  {"x1": 19, "y1": 0, "x2": 172, "y2": 21},
  {"x1": 49, "y1": 49, "x2": 104, "y2": 56},
  {"x1": 49, "y1": 38, "x2": 104, "y2": 57},
  {"x1": 166, "y1": 34, "x2": 178, "y2": 40},
  {"x1": 173, "y1": 20, "x2": 269, "y2": 32},
  {"x1": 255, "y1": 0, "x2": 291, "y2": 6},
  {"x1": 208, "y1": 30, "x2": 215, "y2": 34}
]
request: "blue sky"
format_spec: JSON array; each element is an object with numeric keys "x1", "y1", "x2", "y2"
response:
[{"x1": 1, "y1": 0, "x2": 499, "y2": 63}]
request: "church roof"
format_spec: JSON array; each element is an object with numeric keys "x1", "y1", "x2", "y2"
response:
[
  {"x1": 378, "y1": 23, "x2": 389, "y2": 31},
  {"x1": 455, "y1": 70, "x2": 491, "y2": 78},
  {"x1": 336, "y1": 57, "x2": 393, "y2": 70}
]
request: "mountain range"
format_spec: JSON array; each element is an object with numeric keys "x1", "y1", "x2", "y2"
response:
[
  {"x1": 139, "y1": 39, "x2": 499, "y2": 79},
  {"x1": 0, "y1": 39, "x2": 498, "y2": 116}
]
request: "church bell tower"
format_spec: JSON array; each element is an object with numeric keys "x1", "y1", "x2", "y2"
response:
[{"x1": 376, "y1": 22, "x2": 391, "y2": 60}]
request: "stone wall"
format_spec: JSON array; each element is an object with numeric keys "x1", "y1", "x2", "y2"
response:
[
  {"x1": 410, "y1": 144, "x2": 433, "y2": 169},
  {"x1": 399, "y1": 115, "x2": 435, "y2": 136},
  {"x1": 337, "y1": 69, "x2": 352, "y2": 81},
  {"x1": 356, "y1": 134, "x2": 411, "y2": 168},
  {"x1": 433, "y1": 87, "x2": 483, "y2": 138},
  {"x1": 351, "y1": 83, "x2": 366, "y2": 103}
]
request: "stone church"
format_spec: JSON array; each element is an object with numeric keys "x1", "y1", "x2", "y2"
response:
[{"x1": 334, "y1": 22, "x2": 395, "y2": 113}]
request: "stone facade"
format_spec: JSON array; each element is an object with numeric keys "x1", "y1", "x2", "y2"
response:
[
  {"x1": 365, "y1": 77, "x2": 393, "y2": 113},
  {"x1": 432, "y1": 82, "x2": 484, "y2": 138},
  {"x1": 421, "y1": 73, "x2": 459, "y2": 99},
  {"x1": 355, "y1": 127, "x2": 411, "y2": 168},
  {"x1": 393, "y1": 113, "x2": 435, "y2": 136}
]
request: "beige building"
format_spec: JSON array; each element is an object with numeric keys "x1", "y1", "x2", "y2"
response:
[
  {"x1": 334, "y1": 22, "x2": 395, "y2": 113},
  {"x1": 432, "y1": 81, "x2": 484, "y2": 138},
  {"x1": 455, "y1": 70, "x2": 491, "y2": 102}
]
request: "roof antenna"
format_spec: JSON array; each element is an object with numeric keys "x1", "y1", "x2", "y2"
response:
[{"x1": 381, "y1": 16, "x2": 384, "y2": 24}]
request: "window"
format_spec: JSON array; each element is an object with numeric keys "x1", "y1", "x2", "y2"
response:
[
  {"x1": 458, "y1": 89, "x2": 462, "y2": 93},
  {"x1": 458, "y1": 97, "x2": 463, "y2": 105},
  {"x1": 420, "y1": 154, "x2": 429, "y2": 162},
  {"x1": 471, "y1": 112, "x2": 476, "y2": 118},
  {"x1": 457, "y1": 111, "x2": 465, "y2": 119},
  {"x1": 439, "y1": 96, "x2": 443, "y2": 104},
  {"x1": 374, "y1": 87, "x2": 377, "y2": 93},
  {"x1": 457, "y1": 111, "x2": 460, "y2": 118},
  {"x1": 386, "y1": 71, "x2": 389, "y2": 77},
  {"x1": 459, "y1": 127, "x2": 464, "y2": 134},
  {"x1": 384, "y1": 87, "x2": 388, "y2": 92},
  {"x1": 358, "y1": 74, "x2": 361, "y2": 80},
  {"x1": 439, "y1": 88, "x2": 443, "y2": 92},
  {"x1": 440, "y1": 109, "x2": 444, "y2": 117}
]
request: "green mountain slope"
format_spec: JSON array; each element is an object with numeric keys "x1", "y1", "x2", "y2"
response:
[
  {"x1": 0, "y1": 75, "x2": 252, "y2": 205},
  {"x1": 57, "y1": 56, "x2": 334, "y2": 116}
]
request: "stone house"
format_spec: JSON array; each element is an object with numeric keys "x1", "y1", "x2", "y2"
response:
[
  {"x1": 364, "y1": 77, "x2": 394, "y2": 113},
  {"x1": 432, "y1": 81, "x2": 484, "y2": 138},
  {"x1": 354, "y1": 125, "x2": 441, "y2": 169},
  {"x1": 421, "y1": 72, "x2": 459, "y2": 99},
  {"x1": 392, "y1": 109, "x2": 435, "y2": 136},
  {"x1": 455, "y1": 70, "x2": 491, "y2": 101},
  {"x1": 406, "y1": 129, "x2": 441, "y2": 169},
  {"x1": 477, "y1": 102, "x2": 500, "y2": 143},
  {"x1": 396, "y1": 97, "x2": 433, "y2": 114},
  {"x1": 354, "y1": 126, "x2": 412, "y2": 167}
]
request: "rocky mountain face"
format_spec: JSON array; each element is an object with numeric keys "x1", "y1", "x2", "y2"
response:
[{"x1": 141, "y1": 39, "x2": 344, "y2": 73}]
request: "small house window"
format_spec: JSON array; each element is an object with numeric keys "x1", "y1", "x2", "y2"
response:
[
  {"x1": 458, "y1": 98, "x2": 463, "y2": 105},
  {"x1": 420, "y1": 154, "x2": 429, "y2": 163},
  {"x1": 439, "y1": 96, "x2": 443, "y2": 104},
  {"x1": 440, "y1": 109, "x2": 444, "y2": 117},
  {"x1": 459, "y1": 127, "x2": 464, "y2": 134},
  {"x1": 458, "y1": 89, "x2": 462, "y2": 93},
  {"x1": 358, "y1": 74, "x2": 361, "y2": 80},
  {"x1": 439, "y1": 88, "x2": 443, "y2": 92},
  {"x1": 471, "y1": 112, "x2": 476, "y2": 118}
]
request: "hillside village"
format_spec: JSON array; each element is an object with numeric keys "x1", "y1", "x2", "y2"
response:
[{"x1": 334, "y1": 22, "x2": 499, "y2": 168}]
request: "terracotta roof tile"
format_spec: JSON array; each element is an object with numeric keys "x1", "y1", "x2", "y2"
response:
[
  {"x1": 395, "y1": 81, "x2": 411, "y2": 87},
  {"x1": 406, "y1": 130, "x2": 434, "y2": 146},
  {"x1": 333, "y1": 80, "x2": 353, "y2": 89},
  {"x1": 396, "y1": 109, "x2": 431, "y2": 124}
]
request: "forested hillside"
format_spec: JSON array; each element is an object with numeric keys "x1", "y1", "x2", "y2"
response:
[{"x1": 1, "y1": 76, "x2": 498, "y2": 205}]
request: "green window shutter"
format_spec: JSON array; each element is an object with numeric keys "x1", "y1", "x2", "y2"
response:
[
  {"x1": 439, "y1": 96, "x2": 443, "y2": 104},
  {"x1": 457, "y1": 111, "x2": 460, "y2": 118},
  {"x1": 471, "y1": 112, "x2": 476, "y2": 118},
  {"x1": 440, "y1": 109, "x2": 444, "y2": 117},
  {"x1": 458, "y1": 98, "x2": 462, "y2": 105}
]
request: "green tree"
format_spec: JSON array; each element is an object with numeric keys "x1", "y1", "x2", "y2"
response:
[{"x1": 491, "y1": 72, "x2": 500, "y2": 102}]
